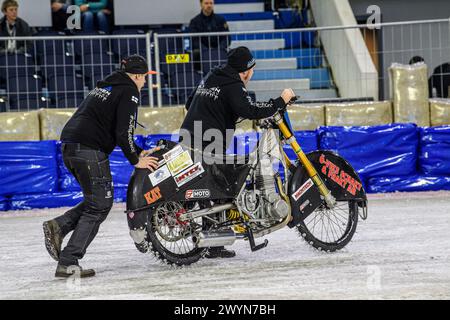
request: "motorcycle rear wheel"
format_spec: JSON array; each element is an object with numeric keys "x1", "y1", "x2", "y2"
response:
[
  {"x1": 146, "y1": 201, "x2": 206, "y2": 266},
  {"x1": 296, "y1": 200, "x2": 359, "y2": 252}
]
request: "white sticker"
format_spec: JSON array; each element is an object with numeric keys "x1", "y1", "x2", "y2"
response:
[
  {"x1": 163, "y1": 145, "x2": 183, "y2": 162},
  {"x1": 148, "y1": 165, "x2": 171, "y2": 186},
  {"x1": 174, "y1": 162, "x2": 205, "y2": 187},
  {"x1": 292, "y1": 179, "x2": 314, "y2": 201}
]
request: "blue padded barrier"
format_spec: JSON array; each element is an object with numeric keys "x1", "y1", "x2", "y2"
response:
[
  {"x1": 419, "y1": 126, "x2": 450, "y2": 175},
  {"x1": 144, "y1": 134, "x2": 180, "y2": 149},
  {"x1": 0, "y1": 196, "x2": 9, "y2": 211},
  {"x1": 10, "y1": 188, "x2": 128, "y2": 211},
  {"x1": 367, "y1": 175, "x2": 450, "y2": 193},
  {"x1": 0, "y1": 141, "x2": 58, "y2": 196},
  {"x1": 57, "y1": 136, "x2": 145, "y2": 191},
  {"x1": 10, "y1": 191, "x2": 84, "y2": 210},
  {"x1": 110, "y1": 148, "x2": 134, "y2": 189},
  {"x1": 319, "y1": 124, "x2": 419, "y2": 183}
]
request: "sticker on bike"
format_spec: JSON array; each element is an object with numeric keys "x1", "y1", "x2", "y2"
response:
[
  {"x1": 148, "y1": 165, "x2": 171, "y2": 186},
  {"x1": 292, "y1": 179, "x2": 313, "y2": 201},
  {"x1": 174, "y1": 162, "x2": 205, "y2": 187},
  {"x1": 167, "y1": 151, "x2": 193, "y2": 175}
]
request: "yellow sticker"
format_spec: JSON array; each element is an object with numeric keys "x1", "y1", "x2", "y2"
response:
[
  {"x1": 166, "y1": 54, "x2": 190, "y2": 64},
  {"x1": 167, "y1": 151, "x2": 193, "y2": 175}
]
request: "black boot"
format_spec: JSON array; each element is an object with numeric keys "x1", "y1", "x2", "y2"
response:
[
  {"x1": 55, "y1": 264, "x2": 96, "y2": 278},
  {"x1": 205, "y1": 246, "x2": 236, "y2": 259},
  {"x1": 43, "y1": 220, "x2": 64, "y2": 261}
]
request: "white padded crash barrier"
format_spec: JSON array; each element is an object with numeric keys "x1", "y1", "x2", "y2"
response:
[
  {"x1": 0, "y1": 111, "x2": 40, "y2": 141},
  {"x1": 288, "y1": 104, "x2": 325, "y2": 131},
  {"x1": 38, "y1": 108, "x2": 77, "y2": 141},
  {"x1": 430, "y1": 98, "x2": 450, "y2": 126},
  {"x1": 136, "y1": 106, "x2": 186, "y2": 135},
  {"x1": 325, "y1": 101, "x2": 393, "y2": 126},
  {"x1": 390, "y1": 63, "x2": 430, "y2": 127}
]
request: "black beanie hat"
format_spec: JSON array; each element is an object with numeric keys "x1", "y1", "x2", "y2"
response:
[{"x1": 227, "y1": 46, "x2": 256, "y2": 73}]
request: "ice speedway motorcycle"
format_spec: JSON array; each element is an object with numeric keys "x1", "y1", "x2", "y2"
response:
[{"x1": 125, "y1": 100, "x2": 368, "y2": 266}]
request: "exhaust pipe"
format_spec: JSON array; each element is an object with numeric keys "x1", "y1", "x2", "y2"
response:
[{"x1": 193, "y1": 230, "x2": 238, "y2": 248}]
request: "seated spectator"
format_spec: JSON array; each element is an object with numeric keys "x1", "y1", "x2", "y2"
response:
[
  {"x1": 409, "y1": 56, "x2": 450, "y2": 98},
  {"x1": 51, "y1": 0, "x2": 70, "y2": 32},
  {"x1": 75, "y1": 0, "x2": 111, "y2": 34},
  {"x1": 189, "y1": 0, "x2": 229, "y2": 51},
  {"x1": 430, "y1": 63, "x2": 450, "y2": 98},
  {"x1": 0, "y1": 0, "x2": 33, "y2": 54},
  {"x1": 409, "y1": 56, "x2": 425, "y2": 65}
]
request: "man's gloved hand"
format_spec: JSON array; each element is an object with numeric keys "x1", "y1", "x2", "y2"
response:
[{"x1": 281, "y1": 88, "x2": 296, "y2": 105}]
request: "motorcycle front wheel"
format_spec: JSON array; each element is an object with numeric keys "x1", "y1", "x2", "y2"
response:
[
  {"x1": 296, "y1": 200, "x2": 359, "y2": 252},
  {"x1": 146, "y1": 201, "x2": 206, "y2": 266}
]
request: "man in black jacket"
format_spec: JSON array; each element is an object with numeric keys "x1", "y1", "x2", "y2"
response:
[
  {"x1": 0, "y1": 0, "x2": 33, "y2": 54},
  {"x1": 180, "y1": 46, "x2": 295, "y2": 258},
  {"x1": 189, "y1": 0, "x2": 229, "y2": 50},
  {"x1": 43, "y1": 55, "x2": 159, "y2": 278}
]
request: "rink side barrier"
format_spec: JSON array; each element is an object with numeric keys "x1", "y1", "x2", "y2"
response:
[
  {"x1": 419, "y1": 126, "x2": 450, "y2": 175},
  {"x1": 1, "y1": 124, "x2": 450, "y2": 210}
]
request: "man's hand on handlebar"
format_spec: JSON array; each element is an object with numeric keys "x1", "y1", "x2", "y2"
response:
[{"x1": 281, "y1": 88, "x2": 296, "y2": 105}]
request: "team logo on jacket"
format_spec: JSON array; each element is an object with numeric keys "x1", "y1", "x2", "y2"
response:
[
  {"x1": 174, "y1": 163, "x2": 205, "y2": 187},
  {"x1": 89, "y1": 87, "x2": 111, "y2": 101},
  {"x1": 144, "y1": 186, "x2": 162, "y2": 205},
  {"x1": 185, "y1": 189, "x2": 210, "y2": 200}
]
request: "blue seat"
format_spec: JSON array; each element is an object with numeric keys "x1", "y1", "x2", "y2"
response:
[
  {"x1": 169, "y1": 70, "x2": 202, "y2": 105},
  {"x1": 41, "y1": 54, "x2": 76, "y2": 79},
  {"x1": 7, "y1": 75, "x2": 42, "y2": 94},
  {"x1": 72, "y1": 31, "x2": 109, "y2": 55},
  {"x1": 0, "y1": 54, "x2": 37, "y2": 81},
  {"x1": 111, "y1": 29, "x2": 147, "y2": 57},
  {"x1": 82, "y1": 53, "x2": 117, "y2": 77},
  {"x1": 200, "y1": 48, "x2": 227, "y2": 75},
  {"x1": 9, "y1": 97, "x2": 47, "y2": 110},
  {"x1": 53, "y1": 95, "x2": 85, "y2": 108},
  {"x1": 35, "y1": 34, "x2": 67, "y2": 58},
  {"x1": 47, "y1": 74, "x2": 85, "y2": 102}
]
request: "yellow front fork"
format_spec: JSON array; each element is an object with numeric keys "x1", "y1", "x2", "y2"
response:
[{"x1": 274, "y1": 113, "x2": 336, "y2": 207}]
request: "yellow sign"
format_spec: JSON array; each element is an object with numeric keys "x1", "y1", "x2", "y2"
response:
[
  {"x1": 166, "y1": 54, "x2": 190, "y2": 64},
  {"x1": 167, "y1": 151, "x2": 193, "y2": 175}
]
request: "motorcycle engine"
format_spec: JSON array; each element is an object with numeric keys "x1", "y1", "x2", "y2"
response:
[{"x1": 254, "y1": 159, "x2": 290, "y2": 221}]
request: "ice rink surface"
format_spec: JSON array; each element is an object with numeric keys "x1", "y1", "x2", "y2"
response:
[{"x1": 0, "y1": 191, "x2": 449, "y2": 300}]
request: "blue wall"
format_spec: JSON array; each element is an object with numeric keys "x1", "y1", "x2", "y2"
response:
[{"x1": 1, "y1": 124, "x2": 450, "y2": 211}]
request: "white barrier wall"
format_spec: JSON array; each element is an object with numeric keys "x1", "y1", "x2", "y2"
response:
[
  {"x1": 310, "y1": 0, "x2": 378, "y2": 100},
  {"x1": 16, "y1": 0, "x2": 52, "y2": 27},
  {"x1": 114, "y1": 0, "x2": 200, "y2": 25}
]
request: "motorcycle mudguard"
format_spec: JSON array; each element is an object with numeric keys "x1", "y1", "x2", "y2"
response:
[
  {"x1": 287, "y1": 150, "x2": 367, "y2": 228},
  {"x1": 126, "y1": 140, "x2": 250, "y2": 215}
]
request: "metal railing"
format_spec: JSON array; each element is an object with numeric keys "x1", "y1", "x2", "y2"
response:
[
  {"x1": 153, "y1": 18, "x2": 450, "y2": 107},
  {"x1": 0, "y1": 33, "x2": 153, "y2": 112},
  {"x1": 1, "y1": 19, "x2": 449, "y2": 112}
]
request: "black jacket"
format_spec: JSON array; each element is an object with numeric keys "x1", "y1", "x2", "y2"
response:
[
  {"x1": 189, "y1": 11, "x2": 229, "y2": 50},
  {"x1": 0, "y1": 16, "x2": 32, "y2": 52},
  {"x1": 181, "y1": 64, "x2": 285, "y2": 151},
  {"x1": 61, "y1": 71, "x2": 143, "y2": 165}
]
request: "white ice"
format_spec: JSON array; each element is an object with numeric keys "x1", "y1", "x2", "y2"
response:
[{"x1": 0, "y1": 191, "x2": 449, "y2": 300}]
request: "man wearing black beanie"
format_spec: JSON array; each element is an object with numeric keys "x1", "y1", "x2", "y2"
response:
[{"x1": 180, "y1": 46, "x2": 296, "y2": 259}]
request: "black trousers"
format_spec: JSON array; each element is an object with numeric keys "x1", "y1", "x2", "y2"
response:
[{"x1": 55, "y1": 143, "x2": 114, "y2": 266}]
